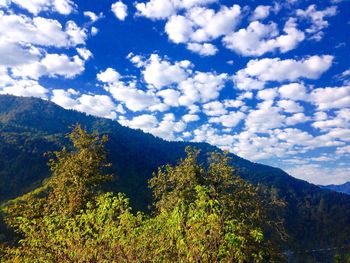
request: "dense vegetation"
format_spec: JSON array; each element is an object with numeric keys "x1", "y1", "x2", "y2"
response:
[
  {"x1": 1, "y1": 126, "x2": 284, "y2": 262},
  {"x1": 0, "y1": 95, "x2": 350, "y2": 262}
]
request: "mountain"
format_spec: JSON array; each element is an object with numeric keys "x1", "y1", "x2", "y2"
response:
[
  {"x1": 0, "y1": 94, "x2": 350, "y2": 262},
  {"x1": 321, "y1": 182, "x2": 350, "y2": 195}
]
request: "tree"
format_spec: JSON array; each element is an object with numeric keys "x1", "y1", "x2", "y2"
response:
[
  {"x1": 149, "y1": 147, "x2": 284, "y2": 262},
  {"x1": 45, "y1": 124, "x2": 112, "y2": 216},
  {"x1": 2, "y1": 125, "x2": 112, "y2": 261},
  {"x1": 2, "y1": 130, "x2": 284, "y2": 262}
]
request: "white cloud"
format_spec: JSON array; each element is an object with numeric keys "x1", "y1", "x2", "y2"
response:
[
  {"x1": 245, "y1": 106, "x2": 285, "y2": 132},
  {"x1": 120, "y1": 113, "x2": 186, "y2": 140},
  {"x1": 0, "y1": 13, "x2": 87, "y2": 49},
  {"x1": 286, "y1": 113, "x2": 310, "y2": 125},
  {"x1": 135, "y1": 0, "x2": 218, "y2": 20},
  {"x1": 12, "y1": 53, "x2": 85, "y2": 79},
  {"x1": 108, "y1": 84, "x2": 160, "y2": 112},
  {"x1": 178, "y1": 71, "x2": 227, "y2": 106},
  {"x1": 223, "y1": 19, "x2": 304, "y2": 56},
  {"x1": 182, "y1": 114, "x2": 200, "y2": 122},
  {"x1": 91, "y1": 27, "x2": 99, "y2": 36},
  {"x1": 135, "y1": 0, "x2": 177, "y2": 20},
  {"x1": 77, "y1": 47, "x2": 93, "y2": 61},
  {"x1": 202, "y1": 101, "x2": 227, "y2": 116},
  {"x1": 0, "y1": 79, "x2": 48, "y2": 98},
  {"x1": 278, "y1": 83, "x2": 307, "y2": 100},
  {"x1": 186, "y1": 42, "x2": 218, "y2": 56},
  {"x1": 51, "y1": 89, "x2": 118, "y2": 119},
  {"x1": 84, "y1": 11, "x2": 103, "y2": 23},
  {"x1": 100, "y1": 77, "x2": 161, "y2": 112},
  {"x1": 257, "y1": 88, "x2": 278, "y2": 100},
  {"x1": 277, "y1": 99, "x2": 304, "y2": 113},
  {"x1": 165, "y1": 15, "x2": 194, "y2": 43},
  {"x1": 310, "y1": 86, "x2": 350, "y2": 110},
  {"x1": 112, "y1": 1, "x2": 128, "y2": 21},
  {"x1": 187, "y1": 5, "x2": 241, "y2": 42},
  {"x1": 209, "y1": 111, "x2": 245, "y2": 128},
  {"x1": 296, "y1": 5, "x2": 337, "y2": 41},
  {"x1": 0, "y1": 40, "x2": 40, "y2": 67},
  {"x1": 250, "y1": 5, "x2": 271, "y2": 21},
  {"x1": 11, "y1": 0, "x2": 76, "y2": 15},
  {"x1": 157, "y1": 89, "x2": 180, "y2": 106},
  {"x1": 41, "y1": 53, "x2": 85, "y2": 78},
  {"x1": 233, "y1": 55, "x2": 333, "y2": 90},
  {"x1": 122, "y1": 114, "x2": 158, "y2": 129},
  {"x1": 287, "y1": 165, "x2": 350, "y2": 185},
  {"x1": 312, "y1": 109, "x2": 350, "y2": 130},
  {"x1": 193, "y1": 124, "x2": 235, "y2": 149},
  {"x1": 97, "y1": 68, "x2": 121, "y2": 83},
  {"x1": 142, "y1": 54, "x2": 191, "y2": 89}
]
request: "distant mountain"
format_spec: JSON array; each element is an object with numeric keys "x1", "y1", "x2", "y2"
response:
[
  {"x1": 0, "y1": 95, "x2": 350, "y2": 262},
  {"x1": 321, "y1": 182, "x2": 350, "y2": 195}
]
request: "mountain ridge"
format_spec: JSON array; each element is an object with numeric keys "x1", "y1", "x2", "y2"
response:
[{"x1": 321, "y1": 181, "x2": 350, "y2": 195}]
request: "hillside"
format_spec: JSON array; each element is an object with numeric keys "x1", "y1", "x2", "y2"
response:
[
  {"x1": 0, "y1": 95, "x2": 350, "y2": 261},
  {"x1": 322, "y1": 182, "x2": 350, "y2": 195}
]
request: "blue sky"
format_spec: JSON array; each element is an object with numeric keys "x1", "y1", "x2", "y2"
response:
[{"x1": 0, "y1": 0, "x2": 349, "y2": 185}]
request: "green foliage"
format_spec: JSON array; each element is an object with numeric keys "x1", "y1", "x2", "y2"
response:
[
  {"x1": 45, "y1": 124, "x2": 112, "y2": 216},
  {"x1": 2, "y1": 128, "x2": 284, "y2": 262},
  {"x1": 149, "y1": 147, "x2": 284, "y2": 262}
]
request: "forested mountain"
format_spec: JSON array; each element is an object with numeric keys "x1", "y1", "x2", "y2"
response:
[
  {"x1": 321, "y1": 182, "x2": 350, "y2": 195},
  {"x1": 0, "y1": 94, "x2": 350, "y2": 262}
]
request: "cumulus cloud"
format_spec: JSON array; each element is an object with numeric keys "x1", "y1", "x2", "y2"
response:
[
  {"x1": 97, "y1": 68, "x2": 121, "y2": 83},
  {"x1": 285, "y1": 113, "x2": 310, "y2": 126},
  {"x1": 157, "y1": 89, "x2": 181, "y2": 106},
  {"x1": 135, "y1": 0, "x2": 218, "y2": 20},
  {"x1": 296, "y1": 5, "x2": 337, "y2": 41},
  {"x1": 233, "y1": 55, "x2": 333, "y2": 90},
  {"x1": 112, "y1": 1, "x2": 128, "y2": 21},
  {"x1": 245, "y1": 105, "x2": 285, "y2": 133},
  {"x1": 10, "y1": 0, "x2": 76, "y2": 15},
  {"x1": 186, "y1": 43, "x2": 218, "y2": 56},
  {"x1": 223, "y1": 18, "x2": 305, "y2": 56},
  {"x1": 140, "y1": 3, "x2": 241, "y2": 55},
  {"x1": 250, "y1": 5, "x2": 271, "y2": 21},
  {"x1": 257, "y1": 88, "x2": 278, "y2": 101},
  {"x1": 178, "y1": 71, "x2": 227, "y2": 106},
  {"x1": 202, "y1": 101, "x2": 227, "y2": 116},
  {"x1": 277, "y1": 99, "x2": 304, "y2": 113},
  {"x1": 77, "y1": 47, "x2": 93, "y2": 61},
  {"x1": 84, "y1": 11, "x2": 103, "y2": 23},
  {"x1": 310, "y1": 86, "x2": 350, "y2": 110},
  {"x1": 106, "y1": 81, "x2": 161, "y2": 112},
  {"x1": 51, "y1": 89, "x2": 118, "y2": 119},
  {"x1": 209, "y1": 111, "x2": 245, "y2": 128},
  {"x1": 98, "y1": 54, "x2": 228, "y2": 112},
  {"x1": 278, "y1": 83, "x2": 307, "y2": 100},
  {"x1": 182, "y1": 114, "x2": 200, "y2": 122},
  {"x1": 120, "y1": 113, "x2": 186, "y2": 140},
  {"x1": 0, "y1": 13, "x2": 87, "y2": 49},
  {"x1": 165, "y1": 5, "x2": 241, "y2": 44},
  {"x1": 0, "y1": 79, "x2": 48, "y2": 98},
  {"x1": 142, "y1": 54, "x2": 191, "y2": 89},
  {"x1": 312, "y1": 108, "x2": 350, "y2": 131},
  {"x1": 12, "y1": 53, "x2": 86, "y2": 79}
]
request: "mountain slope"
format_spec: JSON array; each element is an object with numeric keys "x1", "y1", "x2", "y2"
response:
[
  {"x1": 0, "y1": 95, "x2": 350, "y2": 261},
  {"x1": 322, "y1": 182, "x2": 350, "y2": 195}
]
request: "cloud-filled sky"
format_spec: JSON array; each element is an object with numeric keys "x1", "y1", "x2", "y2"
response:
[{"x1": 0, "y1": 0, "x2": 349, "y2": 185}]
